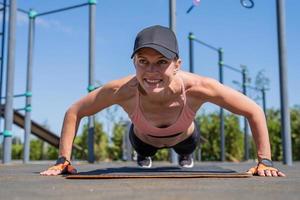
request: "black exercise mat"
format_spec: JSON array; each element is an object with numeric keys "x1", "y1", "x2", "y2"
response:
[{"x1": 66, "y1": 166, "x2": 252, "y2": 179}]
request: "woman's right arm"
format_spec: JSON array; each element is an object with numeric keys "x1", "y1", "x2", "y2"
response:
[
  {"x1": 40, "y1": 80, "x2": 126, "y2": 175},
  {"x1": 59, "y1": 81, "x2": 122, "y2": 161}
]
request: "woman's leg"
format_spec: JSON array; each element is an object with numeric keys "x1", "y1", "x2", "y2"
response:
[
  {"x1": 172, "y1": 121, "x2": 201, "y2": 155},
  {"x1": 128, "y1": 124, "x2": 158, "y2": 157}
]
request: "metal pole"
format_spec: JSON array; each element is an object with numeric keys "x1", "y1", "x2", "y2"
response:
[
  {"x1": 23, "y1": 10, "x2": 36, "y2": 163},
  {"x1": 276, "y1": 0, "x2": 292, "y2": 165},
  {"x1": 0, "y1": 0, "x2": 7, "y2": 150},
  {"x1": 122, "y1": 121, "x2": 133, "y2": 161},
  {"x1": 188, "y1": 32, "x2": 194, "y2": 73},
  {"x1": 3, "y1": 0, "x2": 17, "y2": 164},
  {"x1": 262, "y1": 88, "x2": 267, "y2": 116},
  {"x1": 169, "y1": 0, "x2": 178, "y2": 164},
  {"x1": 242, "y1": 67, "x2": 249, "y2": 160},
  {"x1": 169, "y1": 0, "x2": 176, "y2": 32},
  {"x1": 0, "y1": 0, "x2": 7, "y2": 105},
  {"x1": 87, "y1": 0, "x2": 96, "y2": 163},
  {"x1": 218, "y1": 48, "x2": 225, "y2": 162}
]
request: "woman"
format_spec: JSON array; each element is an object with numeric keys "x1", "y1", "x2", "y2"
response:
[{"x1": 40, "y1": 25, "x2": 285, "y2": 177}]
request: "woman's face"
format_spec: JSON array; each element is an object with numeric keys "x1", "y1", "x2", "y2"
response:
[{"x1": 134, "y1": 48, "x2": 181, "y2": 94}]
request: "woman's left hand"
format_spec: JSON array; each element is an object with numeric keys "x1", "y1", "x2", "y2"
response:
[{"x1": 246, "y1": 163, "x2": 285, "y2": 177}]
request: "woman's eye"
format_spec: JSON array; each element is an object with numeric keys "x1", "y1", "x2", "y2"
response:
[
  {"x1": 157, "y1": 60, "x2": 168, "y2": 65},
  {"x1": 139, "y1": 59, "x2": 148, "y2": 64}
]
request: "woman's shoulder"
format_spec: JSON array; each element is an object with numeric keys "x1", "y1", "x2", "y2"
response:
[
  {"x1": 179, "y1": 71, "x2": 219, "y2": 100},
  {"x1": 103, "y1": 75, "x2": 138, "y2": 101},
  {"x1": 179, "y1": 71, "x2": 207, "y2": 88}
]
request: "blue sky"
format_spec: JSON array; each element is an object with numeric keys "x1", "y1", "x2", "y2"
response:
[{"x1": 1, "y1": 0, "x2": 299, "y2": 141}]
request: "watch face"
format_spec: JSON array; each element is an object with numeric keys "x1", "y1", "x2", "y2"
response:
[
  {"x1": 56, "y1": 156, "x2": 66, "y2": 165},
  {"x1": 260, "y1": 159, "x2": 273, "y2": 167}
]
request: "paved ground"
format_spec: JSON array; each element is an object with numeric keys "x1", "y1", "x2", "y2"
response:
[{"x1": 0, "y1": 161, "x2": 299, "y2": 200}]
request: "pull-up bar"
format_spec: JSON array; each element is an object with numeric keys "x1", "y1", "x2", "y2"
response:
[
  {"x1": 2, "y1": 0, "x2": 97, "y2": 164},
  {"x1": 23, "y1": 0, "x2": 97, "y2": 164},
  {"x1": 0, "y1": 2, "x2": 28, "y2": 14},
  {"x1": 188, "y1": 32, "x2": 226, "y2": 161},
  {"x1": 222, "y1": 64, "x2": 243, "y2": 74},
  {"x1": 188, "y1": 32, "x2": 253, "y2": 161},
  {"x1": 35, "y1": 3, "x2": 90, "y2": 17}
]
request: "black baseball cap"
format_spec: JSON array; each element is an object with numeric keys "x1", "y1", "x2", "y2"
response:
[{"x1": 131, "y1": 25, "x2": 179, "y2": 60}]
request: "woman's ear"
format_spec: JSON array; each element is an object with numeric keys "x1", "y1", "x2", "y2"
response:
[
  {"x1": 173, "y1": 58, "x2": 181, "y2": 75},
  {"x1": 175, "y1": 58, "x2": 182, "y2": 70}
]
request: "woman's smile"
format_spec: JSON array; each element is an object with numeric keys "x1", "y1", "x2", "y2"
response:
[{"x1": 143, "y1": 78, "x2": 164, "y2": 89}]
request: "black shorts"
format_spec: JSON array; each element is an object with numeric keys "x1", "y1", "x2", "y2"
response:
[{"x1": 129, "y1": 121, "x2": 201, "y2": 157}]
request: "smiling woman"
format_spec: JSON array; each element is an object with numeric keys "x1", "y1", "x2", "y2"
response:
[
  {"x1": 40, "y1": 25, "x2": 285, "y2": 177},
  {"x1": 134, "y1": 48, "x2": 181, "y2": 94}
]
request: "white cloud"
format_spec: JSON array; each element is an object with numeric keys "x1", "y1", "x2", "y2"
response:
[{"x1": 0, "y1": 10, "x2": 73, "y2": 34}]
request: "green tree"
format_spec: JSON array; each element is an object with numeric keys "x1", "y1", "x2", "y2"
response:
[
  {"x1": 30, "y1": 138, "x2": 43, "y2": 160},
  {"x1": 153, "y1": 149, "x2": 169, "y2": 161},
  {"x1": 12, "y1": 136, "x2": 23, "y2": 159},
  {"x1": 108, "y1": 122, "x2": 125, "y2": 160},
  {"x1": 291, "y1": 106, "x2": 300, "y2": 160},
  {"x1": 266, "y1": 108, "x2": 282, "y2": 161},
  {"x1": 46, "y1": 145, "x2": 59, "y2": 160},
  {"x1": 224, "y1": 114, "x2": 243, "y2": 161},
  {"x1": 197, "y1": 112, "x2": 243, "y2": 161},
  {"x1": 197, "y1": 112, "x2": 221, "y2": 161},
  {"x1": 74, "y1": 119, "x2": 109, "y2": 161}
]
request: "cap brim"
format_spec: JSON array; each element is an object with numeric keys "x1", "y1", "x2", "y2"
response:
[{"x1": 131, "y1": 44, "x2": 177, "y2": 60}]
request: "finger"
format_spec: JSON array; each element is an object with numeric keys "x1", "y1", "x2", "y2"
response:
[
  {"x1": 41, "y1": 170, "x2": 61, "y2": 176},
  {"x1": 278, "y1": 171, "x2": 286, "y2": 177},
  {"x1": 40, "y1": 171, "x2": 46, "y2": 175},
  {"x1": 271, "y1": 170, "x2": 278, "y2": 177},
  {"x1": 40, "y1": 171, "x2": 53, "y2": 176},
  {"x1": 40, "y1": 170, "x2": 53, "y2": 175},
  {"x1": 257, "y1": 170, "x2": 265, "y2": 176},
  {"x1": 264, "y1": 170, "x2": 272, "y2": 177},
  {"x1": 246, "y1": 167, "x2": 257, "y2": 175}
]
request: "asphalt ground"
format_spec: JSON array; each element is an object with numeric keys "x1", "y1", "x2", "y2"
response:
[{"x1": 0, "y1": 161, "x2": 299, "y2": 200}]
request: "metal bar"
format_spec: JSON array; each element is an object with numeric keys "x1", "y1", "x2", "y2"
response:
[
  {"x1": 169, "y1": 0, "x2": 178, "y2": 165},
  {"x1": 87, "y1": 2, "x2": 96, "y2": 163},
  {"x1": 262, "y1": 88, "x2": 267, "y2": 117},
  {"x1": 0, "y1": 0, "x2": 7, "y2": 98},
  {"x1": 23, "y1": 13, "x2": 35, "y2": 163},
  {"x1": 276, "y1": 0, "x2": 292, "y2": 165},
  {"x1": 189, "y1": 32, "x2": 194, "y2": 73},
  {"x1": 242, "y1": 69, "x2": 249, "y2": 160},
  {"x1": 0, "y1": 0, "x2": 6, "y2": 139},
  {"x1": 169, "y1": 0, "x2": 176, "y2": 33},
  {"x1": 223, "y1": 64, "x2": 243, "y2": 73},
  {"x1": 193, "y1": 38, "x2": 219, "y2": 52},
  {"x1": 122, "y1": 121, "x2": 133, "y2": 161},
  {"x1": 36, "y1": 3, "x2": 89, "y2": 17},
  {"x1": 3, "y1": 0, "x2": 17, "y2": 164},
  {"x1": 186, "y1": 5, "x2": 195, "y2": 14},
  {"x1": 0, "y1": 2, "x2": 28, "y2": 14},
  {"x1": 1, "y1": 93, "x2": 27, "y2": 98},
  {"x1": 17, "y1": 7, "x2": 27, "y2": 14},
  {"x1": 218, "y1": 48, "x2": 225, "y2": 162}
]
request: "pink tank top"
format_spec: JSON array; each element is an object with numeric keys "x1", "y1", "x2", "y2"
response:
[{"x1": 129, "y1": 78, "x2": 196, "y2": 137}]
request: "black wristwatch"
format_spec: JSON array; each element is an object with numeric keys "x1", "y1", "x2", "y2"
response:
[
  {"x1": 56, "y1": 156, "x2": 71, "y2": 165},
  {"x1": 259, "y1": 158, "x2": 273, "y2": 167}
]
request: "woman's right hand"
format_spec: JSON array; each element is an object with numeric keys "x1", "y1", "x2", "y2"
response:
[{"x1": 40, "y1": 157, "x2": 77, "y2": 176}]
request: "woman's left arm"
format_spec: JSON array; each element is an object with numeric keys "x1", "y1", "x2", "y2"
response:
[{"x1": 198, "y1": 77, "x2": 285, "y2": 177}]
